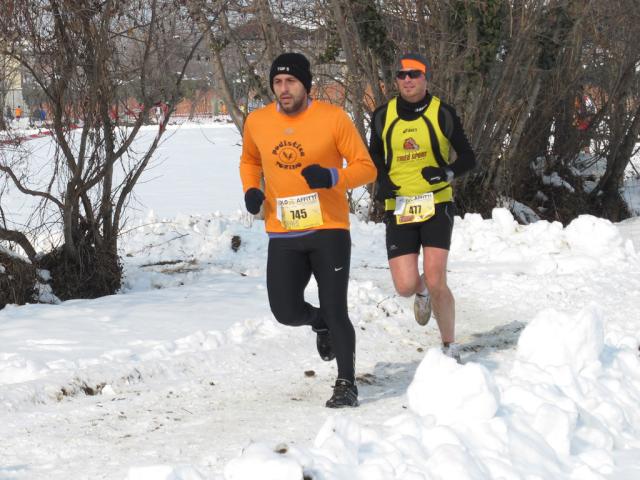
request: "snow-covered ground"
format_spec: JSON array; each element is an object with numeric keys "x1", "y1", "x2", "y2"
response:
[{"x1": 1, "y1": 124, "x2": 640, "y2": 479}]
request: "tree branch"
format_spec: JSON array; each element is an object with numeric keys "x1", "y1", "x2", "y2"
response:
[{"x1": 0, "y1": 228, "x2": 37, "y2": 262}]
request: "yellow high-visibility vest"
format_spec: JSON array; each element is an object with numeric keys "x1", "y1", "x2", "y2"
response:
[{"x1": 382, "y1": 96, "x2": 452, "y2": 211}]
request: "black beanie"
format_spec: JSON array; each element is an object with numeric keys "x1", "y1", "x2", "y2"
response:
[{"x1": 269, "y1": 52, "x2": 312, "y2": 93}]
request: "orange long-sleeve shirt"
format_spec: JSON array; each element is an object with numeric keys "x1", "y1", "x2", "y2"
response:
[{"x1": 240, "y1": 101, "x2": 376, "y2": 233}]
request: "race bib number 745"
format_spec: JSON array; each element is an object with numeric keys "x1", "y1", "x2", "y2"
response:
[{"x1": 277, "y1": 192, "x2": 324, "y2": 230}]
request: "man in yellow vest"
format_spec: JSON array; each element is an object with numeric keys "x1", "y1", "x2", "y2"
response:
[{"x1": 369, "y1": 53, "x2": 476, "y2": 362}]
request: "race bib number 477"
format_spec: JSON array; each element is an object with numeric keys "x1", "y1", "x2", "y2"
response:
[
  {"x1": 277, "y1": 192, "x2": 324, "y2": 230},
  {"x1": 394, "y1": 193, "x2": 435, "y2": 224}
]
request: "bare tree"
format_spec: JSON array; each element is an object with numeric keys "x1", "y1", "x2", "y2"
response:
[
  {"x1": 375, "y1": 0, "x2": 640, "y2": 222},
  {"x1": 0, "y1": 0, "x2": 204, "y2": 299},
  {"x1": 581, "y1": 0, "x2": 640, "y2": 220}
]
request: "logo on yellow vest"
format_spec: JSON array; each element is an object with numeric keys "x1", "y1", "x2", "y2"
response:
[
  {"x1": 403, "y1": 137, "x2": 420, "y2": 150},
  {"x1": 397, "y1": 137, "x2": 428, "y2": 162}
]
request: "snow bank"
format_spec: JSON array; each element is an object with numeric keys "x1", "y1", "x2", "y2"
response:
[
  {"x1": 117, "y1": 208, "x2": 636, "y2": 297},
  {"x1": 220, "y1": 307, "x2": 640, "y2": 479},
  {"x1": 224, "y1": 444, "x2": 303, "y2": 480},
  {"x1": 407, "y1": 349, "x2": 499, "y2": 424},
  {"x1": 451, "y1": 209, "x2": 636, "y2": 274},
  {"x1": 127, "y1": 465, "x2": 206, "y2": 480},
  {"x1": 516, "y1": 306, "x2": 603, "y2": 370}
]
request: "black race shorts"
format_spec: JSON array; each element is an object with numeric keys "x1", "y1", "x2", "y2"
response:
[{"x1": 384, "y1": 202, "x2": 455, "y2": 259}]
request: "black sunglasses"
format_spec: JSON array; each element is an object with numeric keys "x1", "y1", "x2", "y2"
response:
[{"x1": 396, "y1": 70, "x2": 424, "y2": 80}]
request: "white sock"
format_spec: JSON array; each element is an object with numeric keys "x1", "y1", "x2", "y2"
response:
[{"x1": 417, "y1": 274, "x2": 428, "y2": 296}]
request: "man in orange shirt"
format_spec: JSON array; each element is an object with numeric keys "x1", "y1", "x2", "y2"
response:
[{"x1": 240, "y1": 52, "x2": 376, "y2": 408}]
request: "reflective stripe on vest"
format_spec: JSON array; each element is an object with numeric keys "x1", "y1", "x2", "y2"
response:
[{"x1": 382, "y1": 96, "x2": 452, "y2": 210}]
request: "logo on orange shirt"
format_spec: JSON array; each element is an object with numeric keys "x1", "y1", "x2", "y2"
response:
[{"x1": 272, "y1": 140, "x2": 305, "y2": 170}]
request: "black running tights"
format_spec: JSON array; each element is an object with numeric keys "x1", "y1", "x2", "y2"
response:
[{"x1": 266, "y1": 229, "x2": 354, "y2": 382}]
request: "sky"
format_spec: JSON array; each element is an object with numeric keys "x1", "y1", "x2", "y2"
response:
[{"x1": 1, "y1": 122, "x2": 640, "y2": 480}]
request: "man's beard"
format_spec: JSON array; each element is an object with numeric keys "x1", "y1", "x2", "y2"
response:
[{"x1": 279, "y1": 95, "x2": 306, "y2": 114}]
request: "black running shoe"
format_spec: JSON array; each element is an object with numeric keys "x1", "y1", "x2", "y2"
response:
[
  {"x1": 325, "y1": 379, "x2": 359, "y2": 408},
  {"x1": 315, "y1": 329, "x2": 335, "y2": 361}
]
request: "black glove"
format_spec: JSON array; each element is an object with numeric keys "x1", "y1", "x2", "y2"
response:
[
  {"x1": 421, "y1": 166, "x2": 453, "y2": 185},
  {"x1": 375, "y1": 173, "x2": 399, "y2": 201},
  {"x1": 301, "y1": 164, "x2": 333, "y2": 189},
  {"x1": 244, "y1": 188, "x2": 265, "y2": 214}
]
